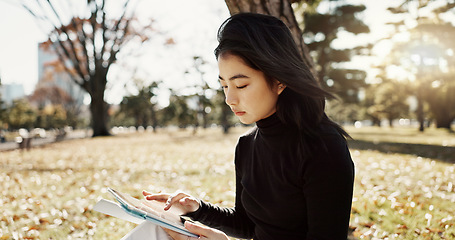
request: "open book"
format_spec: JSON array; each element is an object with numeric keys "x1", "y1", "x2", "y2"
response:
[{"x1": 94, "y1": 188, "x2": 198, "y2": 237}]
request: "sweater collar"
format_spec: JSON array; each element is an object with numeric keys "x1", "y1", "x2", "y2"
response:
[{"x1": 256, "y1": 113, "x2": 285, "y2": 134}]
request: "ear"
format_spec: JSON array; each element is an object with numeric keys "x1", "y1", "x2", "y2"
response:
[{"x1": 277, "y1": 82, "x2": 286, "y2": 95}]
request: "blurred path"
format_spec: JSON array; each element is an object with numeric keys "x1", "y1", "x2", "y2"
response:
[
  {"x1": 0, "y1": 130, "x2": 90, "y2": 152},
  {"x1": 347, "y1": 139, "x2": 455, "y2": 163}
]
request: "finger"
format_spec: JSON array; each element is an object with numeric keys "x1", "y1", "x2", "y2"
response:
[
  {"x1": 179, "y1": 197, "x2": 200, "y2": 212},
  {"x1": 184, "y1": 222, "x2": 228, "y2": 240},
  {"x1": 164, "y1": 192, "x2": 187, "y2": 210},
  {"x1": 144, "y1": 193, "x2": 170, "y2": 202},
  {"x1": 179, "y1": 197, "x2": 190, "y2": 206},
  {"x1": 184, "y1": 221, "x2": 214, "y2": 237}
]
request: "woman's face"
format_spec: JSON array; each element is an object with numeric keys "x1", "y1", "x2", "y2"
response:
[{"x1": 218, "y1": 53, "x2": 285, "y2": 125}]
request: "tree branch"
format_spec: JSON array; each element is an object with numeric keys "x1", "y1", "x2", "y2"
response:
[
  {"x1": 90, "y1": 0, "x2": 98, "y2": 74},
  {"x1": 100, "y1": 0, "x2": 108, "y2": 60},
  {"x1": 52, "y1": 43, "x2": 87, "y2": 90},
  {"x1": 107, "y1": 0, "x2": 135, "y2": 68},
  {"x1": 69, "y1": 18, "x2": 91, "y2": 79},
  {"x1": 44, "y1": 0, "x2": 90, "y2": 82}
]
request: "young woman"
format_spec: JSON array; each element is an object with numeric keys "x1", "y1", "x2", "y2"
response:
[{"x1": 144, "y1": 13, "x2": 355, "y2": 240}]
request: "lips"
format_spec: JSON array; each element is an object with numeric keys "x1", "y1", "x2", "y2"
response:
[{"x1": 232, "y1": 109, "x2": 246, "y2": 116}]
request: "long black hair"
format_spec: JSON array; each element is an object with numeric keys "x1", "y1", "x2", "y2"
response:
[{"x1": 214, "y1": 12, "x2": 349, "y2": 140}]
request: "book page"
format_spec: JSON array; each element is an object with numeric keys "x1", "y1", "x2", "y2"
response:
[
  {"x1": 108, "y1": 188, "x2": 184, "y2": 226},
  {"x1": 93, "y1": 199, "x2": 145, "y2": 224},
  {"x1": 105, "y1": 188, "x2": 199, "y2": 238}
]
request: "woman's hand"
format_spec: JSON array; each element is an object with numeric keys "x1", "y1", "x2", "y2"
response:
[
  {"x1": 164, "y1": 221, "x2": 229, "y2": 240},
  {"x1": 142, "y1": 190, "x2": 200, "y2": 214}
]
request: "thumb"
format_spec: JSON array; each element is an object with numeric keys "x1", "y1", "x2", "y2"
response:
[{"x1": 184, "y1": 221, "x2": 213, "y2": 237}]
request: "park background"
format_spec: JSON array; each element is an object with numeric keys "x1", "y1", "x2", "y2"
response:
[{"x1": 0, "y1": 0, "x2": 454, "y2": 239}]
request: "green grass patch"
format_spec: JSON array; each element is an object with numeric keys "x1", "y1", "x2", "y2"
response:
[{"x1": 1, "y1": 126, "x2": 454, "y2": 239}]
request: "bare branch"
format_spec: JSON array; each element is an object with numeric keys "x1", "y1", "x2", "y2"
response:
[
  {"x1": 101, "y1": 0, "x2": 108, "y2": 58},
  {"x1": 24, "y1": 1, "x2": 86, "y2": 82},
  {"x1": 52, "y1": 42, "x2": 86, "y2": 90},
  {"x1": 89, "y1": 0, "x2": 98, "y2": 68},
  {"x1": 20, "y1": 3, "x2": 50, "y2": 34},
  {"x1": 69, "y1": 18, "x2": 91, "y2": 78},
  {"x1": 48, "y1": 2, "x2": 88, "y2": 78},
  {"x1": 107, "y1": 0, "x2": 135, "y2": 68}
]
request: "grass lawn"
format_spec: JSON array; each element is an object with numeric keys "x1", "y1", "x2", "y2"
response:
[{"x1": 1, "y1": 126, "x2": 454, "y2": 239}]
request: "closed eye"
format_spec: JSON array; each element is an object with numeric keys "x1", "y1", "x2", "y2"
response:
[{"x1": 237, "y1": 85, "x2": 247, "y2": 89}]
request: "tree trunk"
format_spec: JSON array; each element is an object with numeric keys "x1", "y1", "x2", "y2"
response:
[
  {"x1": 221, "y1": 100, "x2": 232, "y2": 134},
  {"x1": 427, "y1": 88, "x2": 454, "y2": 131},
  {"x1": 436, "y1": 116, "x2": 453, "y2": 130},
  {"x1": 416, "y1": 88, "x2": 425, "y2": 132},
  {"x1": 372, "y1": 117, "x2": 381, "y2": 127},
  {"x1": 90, "y1": 97, "x2": 110, "y2": 137},
  {"x1": 150, "y1": 106, "x2": 158, "y2": 133},
  {"x1": 223, "y1": 0, "x2": 318, "y2": 81},
  {"x1": 88, "y1": 74, "x2": 110, "y2": 137}
]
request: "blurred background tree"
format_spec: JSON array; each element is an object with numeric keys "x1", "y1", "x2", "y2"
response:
[
  {"x1": 117, "y1": 80, "x2": 160, "y2": 131},
  {"x1": 29, "y1": 85, "x2": 76, "y2": 128},
  {"x1": 366, "y1": 80, "x2": 410, "y2": 127},
  {"x1": 212, "y1": 88, "x2": 236, "y2": 134},
  {"x1": 6, "y1": 99, "x2": 37, "y2": 130},
  {"x1": 303, "y1": 3, "x2": 369, "y2": 102},
  {"x1": 0, "y1": 75, "x2": 6, "y2": 130},
  {"x1": 189, "y1": 56, "x2": 213, "y2": 131},
  {"x1": 382, "y1": 0, "x2": 455, "y2": 131},
  {"x1": 301, "y1": 2, "x2": 370, "y2": 125},
  {"x1": 21, "y1": 0, "x2": 155, "y2": 136},
  {"x1": 224, "y1": 0, "x2": 321, "y2": 79},
  {"x1": 161, "y1": 90, "x2": 197, "y2": 129},
  {"x1": 0, "y1": 0, "x2": 451, "y2": 137}
]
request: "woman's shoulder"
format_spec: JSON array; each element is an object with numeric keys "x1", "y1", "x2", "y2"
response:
[
  {"x1": 318, "y1": 124, "x2": 348, "y2": 141},
  {"x1": 312, "y1": 124, "x2": 351, "y2": 159},
  {"x1": 235, "y1": 126, "x2": 258, "y2": 148},
  {"x1": 239, "y1": 126, "x2": 258, "y2": 139},
  {"x1": 301, "y1": 124, "x2": 349, "y2": 156}
]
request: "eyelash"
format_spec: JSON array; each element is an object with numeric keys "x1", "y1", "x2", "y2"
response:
[{"x1": 221, "y1": 85, "x2": 247, "y2": 89}]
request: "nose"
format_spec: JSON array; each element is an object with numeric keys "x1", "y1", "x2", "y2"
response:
[{"x1": 225, "y1": 88, "x2": 238, "y2": 106}]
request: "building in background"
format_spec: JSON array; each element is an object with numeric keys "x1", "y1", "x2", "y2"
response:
[
  {"x1": 32, "y1": 41, "x2": 90, "y2": 128},
  {"x1": 37, "y1": 41, "x2": 86, "y2": 106},
  {"x1": 0, "y1": 82, "x2": 25, "y2": 105}
]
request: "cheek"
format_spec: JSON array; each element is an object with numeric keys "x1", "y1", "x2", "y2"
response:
[{"x1": 251, "y1": 89, "x2": 278, "y2": 109}]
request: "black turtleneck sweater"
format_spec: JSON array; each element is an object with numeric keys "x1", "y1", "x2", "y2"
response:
[{"x1": 186, "y1": 114, "x2": 354, "y2": 240}]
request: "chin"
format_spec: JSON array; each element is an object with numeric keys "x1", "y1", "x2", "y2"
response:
[{"x1": 238, "y1": 117, "x2": 256, "y2": 125}]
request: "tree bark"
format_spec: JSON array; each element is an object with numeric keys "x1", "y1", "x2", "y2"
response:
[
  {"x1": 416, "y1": 87, "x2": 425, "y2": 132},
  {"x1": 224, "y1": 0, "x2": 317, "y2": 80},
  {"x1": 435, "y1": 116, "x2": 453, "y2": 130},
  {"x1": 88, "y1": 74, "x2": 110, "y2": 137},
  {"x1": 150, "y1": 106, "x2": 158, "y2": 133},
  {"x1": 221, "y1": 103, "x2": 231, "y2": 134}
]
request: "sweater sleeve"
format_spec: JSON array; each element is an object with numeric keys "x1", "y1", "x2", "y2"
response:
[
  {"x1": 303, "y1": 134, "x2": 355, "y2": 240},
  {"x1": 184, "y1": 143, "x2": 255, "y2": 239}
]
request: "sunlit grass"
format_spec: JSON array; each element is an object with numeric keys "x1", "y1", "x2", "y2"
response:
[
  {"x1": 1, "y1": 126, "x2": 454, "y2": 239},
  {"x1": 345, "y1": 126, "x2": 455, "y2": 147},
  {"x1": 0, "y1": 128, "x2": 242, "y2": 239},
  {"x1": 350, "y1": 150, "x2": 455, "y2": 239}
]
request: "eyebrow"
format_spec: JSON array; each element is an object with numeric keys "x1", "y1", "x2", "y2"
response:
[{"x1": 218, "y1": 74, "x2": 249, "y2": 81}]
